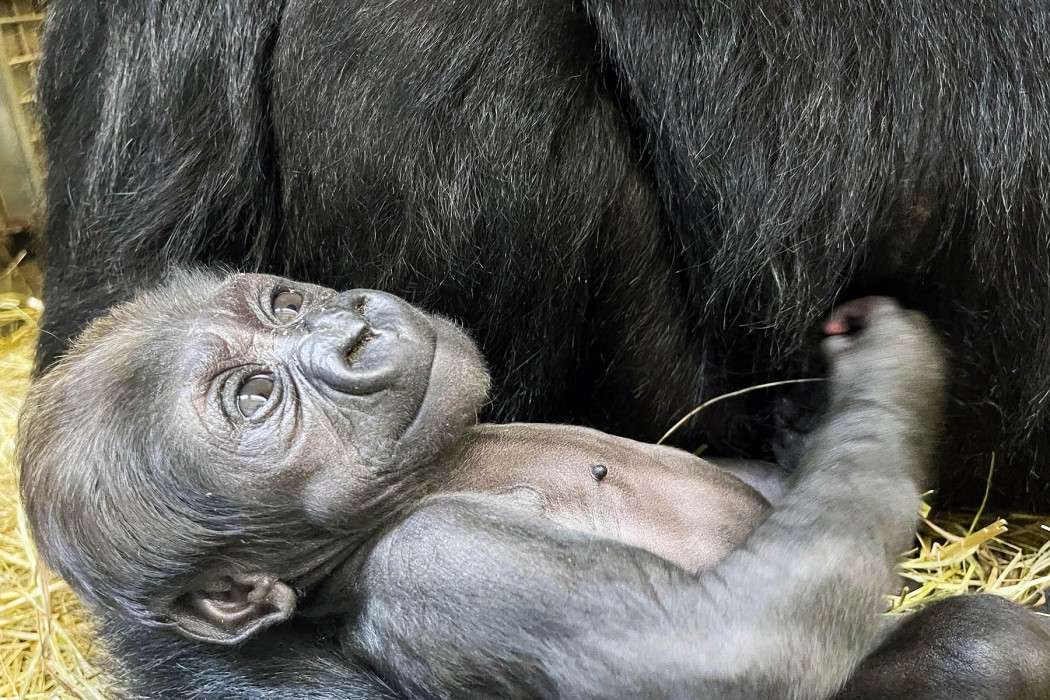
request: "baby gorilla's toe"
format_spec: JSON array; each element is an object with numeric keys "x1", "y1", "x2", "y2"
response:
[
  {"x1": 820, "y1": 296, "x2": 903, "y2": 364},
  {"x1": 821, "y1": 296, "x2": 900, "y2": 338},
  {"x1": 820, "y1": 296, "x2": 945, "y2": 422}
]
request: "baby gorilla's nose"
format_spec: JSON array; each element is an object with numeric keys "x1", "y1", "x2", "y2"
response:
[
  {"x1": 299, "y1": 290, "x2": 414, "y2": 395},
  {"x1": 306, "y1": 291, "x2": 372, "y2": 350}
]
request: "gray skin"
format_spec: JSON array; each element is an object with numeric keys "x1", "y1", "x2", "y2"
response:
[{"x1": 18, "y1": 271, "x2": 1050, "y2": 700}]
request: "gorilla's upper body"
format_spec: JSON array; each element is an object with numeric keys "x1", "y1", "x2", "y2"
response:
[
  {"x1": 35, "y1": 0, "x2": 1050, "y2": 511},
  {"x1": 446, "y1": 424, "x2": 776, "y2": 572},
  {"x1": 19, "y1": 271, "x2": 1050, "y2": 699}
]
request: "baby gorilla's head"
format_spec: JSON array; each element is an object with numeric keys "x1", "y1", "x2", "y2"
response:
[{"x1": 19, "y1": 270, "x2": 489, "y2": 641}]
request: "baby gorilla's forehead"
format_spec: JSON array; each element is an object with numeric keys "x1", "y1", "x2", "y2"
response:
[
  {"x1": 181, "y1": 274, "x2": 271, "y2": 329},
  {"x1": 57, "y1": 274, "x2": 272, "y2": 427}
]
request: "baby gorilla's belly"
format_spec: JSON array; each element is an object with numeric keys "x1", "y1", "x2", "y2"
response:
[
  {"x1": 536, "y1": 465, "x2": 766, "y2": 572},
  {"x1": 450, "y1": 424, "x2": 773, "y2": 572}
]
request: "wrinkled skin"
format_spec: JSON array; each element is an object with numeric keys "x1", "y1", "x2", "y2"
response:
[
  {"x1": 172, "y1": 277, "x2": 491, "y2": 535},
  {"x1": 19, "y1": 273, "x2": 1050, "y2": 698}
]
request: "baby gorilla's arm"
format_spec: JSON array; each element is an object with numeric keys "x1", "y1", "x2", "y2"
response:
[{"x1": 344, "y1": 298, "x2": 944, "y2": 699}]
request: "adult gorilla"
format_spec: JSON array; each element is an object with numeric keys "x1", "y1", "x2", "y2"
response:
[{"x1": 37, "y1": 0, "x2": 1050, "y2": 507}]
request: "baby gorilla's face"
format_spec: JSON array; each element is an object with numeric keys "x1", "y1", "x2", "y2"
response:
[
  {"x1": 19, "y1": 269, "x2": 491, "y2": 640},
  {"x1": 175, "y1": 274, "x2": 490, "y2": 526}
]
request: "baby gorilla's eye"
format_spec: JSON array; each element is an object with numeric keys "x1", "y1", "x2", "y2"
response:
[
  {"x1": 272, "y1": 290, "x2": 304, "y2": 323},
  {"x1": 236, "y1": 374, "x2": 275, "y2": 418}
]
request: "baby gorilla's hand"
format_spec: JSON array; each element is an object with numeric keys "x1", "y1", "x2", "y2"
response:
[{"x1": 822, "y1": 297, "x2": 946, "y2": 423}]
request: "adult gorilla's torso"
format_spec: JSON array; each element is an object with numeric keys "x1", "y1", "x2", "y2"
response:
[{"x1": 37, "y1": 0, "x2": 1050, "y2": 507}]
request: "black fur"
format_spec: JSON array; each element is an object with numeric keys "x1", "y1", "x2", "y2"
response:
[{"x1": 36, "y1": 1, "x2": 1050, "y2": 505}]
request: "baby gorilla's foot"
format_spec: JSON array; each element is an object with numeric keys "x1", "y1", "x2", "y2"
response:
[
  {"x1": 774, "y1": 298, "x2": 943, "y2": 472},
  {"x1": 820, "y1": 297, "x2": 946, "y2": 472}
]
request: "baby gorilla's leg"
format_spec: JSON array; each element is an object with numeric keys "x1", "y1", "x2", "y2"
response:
[
  {"x1": 699, "y1": 296, "x2": 947, "y2": 692},
  {"x1": 823, "y1": 300, "x2": 1050, "y2": 698},
  {"x1": 772, "y1": 296, "x2": 935, "y2": 473},
  {"x1": 838, "y1": 595, "x2": 1050, "y2": 699},
  {"x1": 818, "y1": 296, "x2": 945, "y2": 486},
  {"x1": 770, "y1": 382, "x2": 828, "y2": 471}
]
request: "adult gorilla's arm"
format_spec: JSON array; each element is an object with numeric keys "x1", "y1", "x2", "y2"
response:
[
  {"x1": 347, "y1": 303, "x2": 937, "y2": 700},
  {"x1": 580, "y1": 0, "x2": 1050, "y2": 504}
]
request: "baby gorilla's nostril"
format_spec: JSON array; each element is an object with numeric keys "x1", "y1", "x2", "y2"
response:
[
  {"x1": 339, "y1": 293, "x2": 376, "y2": 367},
  {"x1": 300, "y1": 288, "x2": 429, "y2": 396},
  {"x1": 344, "y1": 328, "x2": 377, "y2": 366}
]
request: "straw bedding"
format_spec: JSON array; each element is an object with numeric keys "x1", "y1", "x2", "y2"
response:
[
  {"x1": 0, "y1": 257, "x2": 1046, "y2": 698},
  {"x1": 0, "y1": 258, "x2": 106, "y2": 698}
]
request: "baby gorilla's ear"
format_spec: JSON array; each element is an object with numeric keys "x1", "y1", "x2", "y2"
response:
[{"x1": 169, "y1": 573, "x2": 296, "y2": 645}]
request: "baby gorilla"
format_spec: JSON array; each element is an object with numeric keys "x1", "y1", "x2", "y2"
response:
[{"x1": 19, "y1": 271, "x2": 1050, "y2": 699}]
